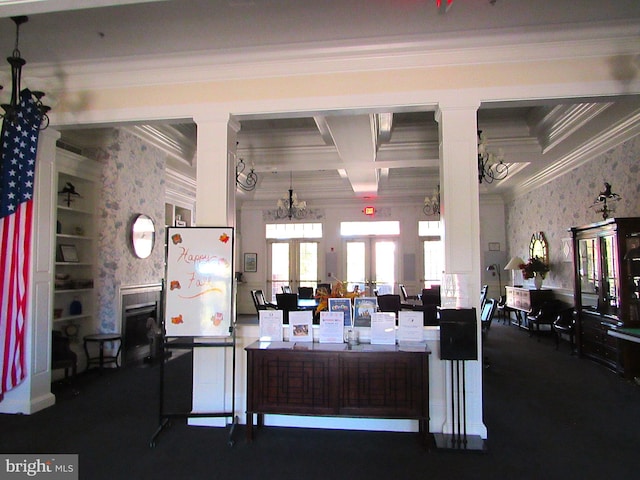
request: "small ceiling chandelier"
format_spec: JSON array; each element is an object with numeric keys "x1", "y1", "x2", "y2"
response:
[
  {"x1": 423, "y1": 184, "x2": 440, "y2": 215},
  {"x1": 591, "y1": 182, "x2": 621, "y2": 220},
  {"x1": 235, "y1": 157, "x2": 258, "y2": 192},
  {"x1": 0, "y1": 16, "x2": 50, "y2": 130},
  {"x1": 276, "y1": 172, "x2": 308, "y2": 220},
  {"x1": 477, "y1": 130, "x2": 508, "y2": 184}
]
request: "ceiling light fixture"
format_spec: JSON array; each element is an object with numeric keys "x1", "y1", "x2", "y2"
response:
[
  {"x1": 591, "y1": 182, "x2": 621, "y2": 220},
  {"x1": 0, "y1": 16, "x2": 50, "y2": 130},
  {"x1": 477, "y1": 130, "x2": 508, "y2": 184},
  {"x1": 423, "y1": 184, "x2": 440, "y2": 215},
  {"x1": 235, "y1": 157, "x2": 258, "y2": 192},
  {"x1": 276, "y1": 172, "x2": 307, "y2": 220}
]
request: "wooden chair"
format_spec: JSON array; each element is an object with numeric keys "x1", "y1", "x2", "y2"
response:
[
  {"x1": 298, "y1": 286, "x2": 314, "y2": 299},
  {"x1": 480, "y1": 298, "x2": 498, "y2": 339},
  {"x1": 52, "y1": 330, "x2": 77, "y2": 381},
  {"x1": 276, "y1": 293, "x2": 299, "y2": 323},
  {"x1": 421, "y1": 286, "x2": 441, "y2": 307},
  {"x1": 377, "y1": 294, "x2": 401, "y2": 316},
  {"x1": 399, "y1": 284, "x2": 419, "y2": 301},
  {"x1": 527, "y1": 299, "x2": 571, "y2": 341},
  {"x1": 480, "y1": 284, "x2": 488, "y2": 311},
  {"x1": 251, "y1": 289, "x2": 276, "y2": 313},
  {"x1": 553, "y1": 309, "x2": 576, "y2": 353}
]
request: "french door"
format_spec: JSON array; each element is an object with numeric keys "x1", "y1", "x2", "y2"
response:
[
  {"x1": 345, "y1": 238, "x2": 397, "y2": 296},
  {"x1": 267, "y1": 240, "x2": 319, "y2": 301}
]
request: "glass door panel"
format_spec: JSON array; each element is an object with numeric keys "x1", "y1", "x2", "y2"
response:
[
  {"x1": 374, "y1": 240, "x2": 396, "y2": 295},
  {"x1": 601, "y1": 235, "x2": 619, "y2": 312},
  {"x1": 346, "y1": 241, "x2": 366, "y2": 293},
  {"x1": 270, "y1": 242, "x2": 290, "y2": 300},
  {"x1": 268, "y1": 240, "x2": 319, "y2": 300},
  {"x1": 299, "y1": 242, "x2": 318, "y2": 290},
  {"x1": 578, "y1": 238, "x2": 598, "y2": 309},
  {"x1": 345, "y1": 239, "x2": 396, "y2": 295}
]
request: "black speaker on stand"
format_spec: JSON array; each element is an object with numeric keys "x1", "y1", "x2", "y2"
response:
[{"x1": 435, "y1": 307, "x2": 488, "y2": 452}]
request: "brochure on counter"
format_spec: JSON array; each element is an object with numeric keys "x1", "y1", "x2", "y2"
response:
[
  {"x1": 319, "y1": 311, "x2": 344, "y2": 343},
  {"x1": 259, "y1": 309, "x2": 284, "y2": 341},
  {"x1": 397, "y1": 310, "x2": 424, "y2": 342},
  {"x1": 370, "y1": 312, "x2": 396, "y2": 345}
]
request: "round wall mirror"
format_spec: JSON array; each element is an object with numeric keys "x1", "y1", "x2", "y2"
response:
[
  {"x1": 131, "y1": 214, "x2": 155, "y2": 259},
  {"x1": 529, "y1": 231, "x2": 548, "y2": 265}
]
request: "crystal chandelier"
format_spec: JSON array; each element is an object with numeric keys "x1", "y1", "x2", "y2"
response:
[
  {"x1": 423, "y1": 185, "x2": 440, "y2": 215},
  {"x1": 477, "y1": 130, "x2": 508, "y2": 184},
  {"x1": 276, "y1": 173, "x2": 307, "y2": 220},
  {"x1": 0, "y1": 16, "x2": 50, "y2": 130}
]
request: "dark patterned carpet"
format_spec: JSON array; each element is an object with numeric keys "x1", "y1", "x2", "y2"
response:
[{"x1": 1, "y1": 321, "x2": 639, "y2": 480}]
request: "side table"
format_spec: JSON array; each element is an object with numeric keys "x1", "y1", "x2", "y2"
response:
[{"x1": 83, "y1": 333, "x2": 122, "y2": 372}]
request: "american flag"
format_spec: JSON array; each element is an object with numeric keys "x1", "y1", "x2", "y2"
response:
[{"x1": 0, "y1": 89, "x2": 43, "y2": 401}]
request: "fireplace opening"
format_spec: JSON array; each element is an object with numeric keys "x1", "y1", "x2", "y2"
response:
[
  {"x1": 119, "y1": 284, "x2": 163, "y2": 366},
  {"x1": 124, "y1": 302, "x2": 159, "y2": 365}
]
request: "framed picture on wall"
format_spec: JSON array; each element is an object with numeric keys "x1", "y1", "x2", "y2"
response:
[{"x1": 244, "y1": 252, "x2": 257, "y2": 272}]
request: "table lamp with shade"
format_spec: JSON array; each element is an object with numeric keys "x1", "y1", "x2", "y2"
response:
[{"x1": 504, "y1": 256, "x2": 526, "y2": 287}]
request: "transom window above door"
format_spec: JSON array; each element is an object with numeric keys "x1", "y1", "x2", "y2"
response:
[
  {"x1": 266, "y1": 223, "x2": 322, "y2": 239},
  {"x1": 340, "y1": 221, "x2": 400, "y2": 236}
]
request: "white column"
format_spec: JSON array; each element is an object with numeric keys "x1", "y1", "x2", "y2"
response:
[
  {"x1": 435, "y1": 102, "x2": 488, "y2": 439},
  {"x1": 188, "y1": 112, "x2": 238, "y2": 426},
  {"x1": 0, "y1": 128, "x2": 59, "y2": 414}
]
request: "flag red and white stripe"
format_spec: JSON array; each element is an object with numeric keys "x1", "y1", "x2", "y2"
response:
[{"x1": 0, "y1": 89, "x2": 43, "y2": 401}]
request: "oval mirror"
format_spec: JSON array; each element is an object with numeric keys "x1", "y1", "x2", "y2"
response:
[
  {"x1": 131, "y1": 214, "x2": 155, "y2": 259},
  {"x1": 529, "y1": 231, "x2": 548, "y2": 265}
]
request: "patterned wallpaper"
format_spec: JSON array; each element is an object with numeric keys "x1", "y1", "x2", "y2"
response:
[
  {"x1": 87, "y1": 129, "x2": 166, "y2": 332},
  {"x1": 506, "y1": 134, "x2": 640, "y2": 293}
]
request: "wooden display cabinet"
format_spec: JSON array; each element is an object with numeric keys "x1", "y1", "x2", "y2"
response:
[{"x1": 570, "y1": 217, "x2": 640, "y2": 376}]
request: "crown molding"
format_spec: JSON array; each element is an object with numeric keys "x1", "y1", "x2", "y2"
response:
[
  {"x1": 506, "y1": 108, "x2": 640, "y2": 201},
  {"x1": 29, "y1": 22, "x2": 640, "y2": 91}
]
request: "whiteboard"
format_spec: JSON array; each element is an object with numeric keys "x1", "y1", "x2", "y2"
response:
[{"x1": 164, "y1": 227, "x2": 234, "y2": 337}]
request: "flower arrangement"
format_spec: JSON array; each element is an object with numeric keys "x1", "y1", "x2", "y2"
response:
[
  {"x1": 519, "y1": 256, "x2": 550, "y2": 279},
  {"x1": 315, "y1": 281, "x2": 362, "y2": 313}
]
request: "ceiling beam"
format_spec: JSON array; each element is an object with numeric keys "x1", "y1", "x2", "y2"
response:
[{"x1": 322, "y1": 114, "x2": 379, "y2": 195}]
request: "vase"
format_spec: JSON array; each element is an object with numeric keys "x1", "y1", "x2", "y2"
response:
[{"x1": 534, "y1": 274, "x2": 543, "y2": 290}]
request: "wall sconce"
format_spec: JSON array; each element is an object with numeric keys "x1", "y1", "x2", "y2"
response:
[
  {"x1": 478, "y1": 130, "x2": 508, "y2": 184},
  {"x1": 235, "y1": 157, "x2": 258, "y2": 192},
  {"x1": 423, "y1": 185, "x2": 440, "y2": 215}
]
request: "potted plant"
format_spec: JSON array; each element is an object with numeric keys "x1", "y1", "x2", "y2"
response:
[{"x1": 519, "y1": 257, "x2": 550, "y2": 289}]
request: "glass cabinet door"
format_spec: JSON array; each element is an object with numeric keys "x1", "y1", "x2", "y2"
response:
[
  {"x1": 600, "y1": 235, "x2": 619, "y2": 314},
  {"x1": 626, "y1": 234, "x2": 640, "y2": 323},
  {"x1": 578, "y1": 238, "x2": 599, "y2": 308}
]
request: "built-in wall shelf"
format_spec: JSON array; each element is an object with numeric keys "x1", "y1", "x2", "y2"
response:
[{"x1": 53, "y1": 149, "x2": 101, "y2": 347}]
